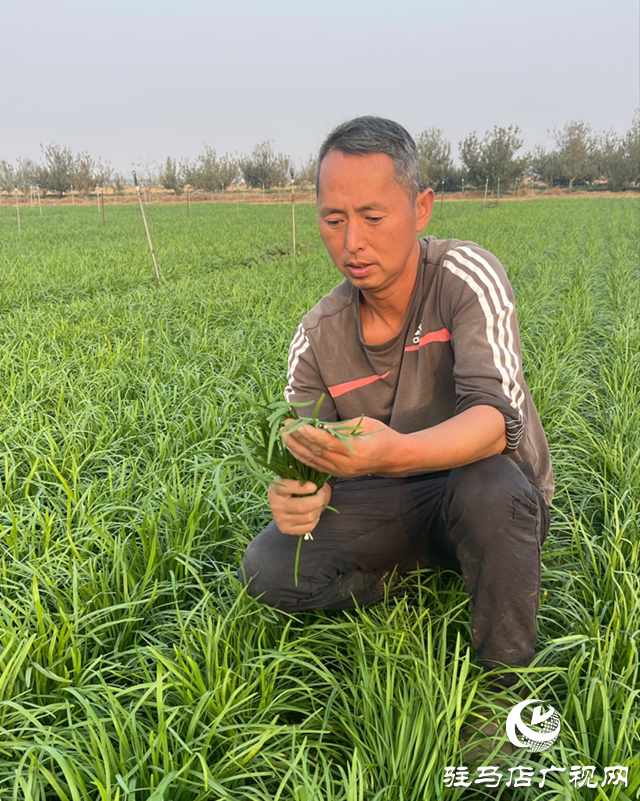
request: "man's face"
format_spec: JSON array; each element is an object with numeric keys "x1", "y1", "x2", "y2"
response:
[{"x1": 317, "y1": 150, "x2": 434, "y2": 296}]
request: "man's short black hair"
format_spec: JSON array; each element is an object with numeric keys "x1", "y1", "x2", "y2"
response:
[{"x1": 316, "y1": 116, "x2": 421, "y2": 202}]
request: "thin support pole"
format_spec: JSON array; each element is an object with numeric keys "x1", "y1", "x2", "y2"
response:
[
  {"x1": 101, "y1": 187, "x2": 106, "y2": 226},
  {"x1": 291, "y1": 181, "x2": 296, "y2": 255},
  {"x1": 497, "y1": 178, "x2": 500, "y2": 204},
  {"x1": 439, "y1": 180, "x2": 445, "y2": 220},
  {"x1": 461, "y1": 179, "x2": 465, "y2": 214},
  {"x1": 30, "y1": 186, "x2": 34, "y2": 209},
  {"x1": 483, "y1": 178, "x2": 489, "y2": 208},
  {"x1": 71, "y1": 185, "x2": 75, "y2": 205},
  {"x1": 132, "y1": 171, "x2": 162, "y2": 287},
  {"x1": 187, "y1": 185, "x2": 191, "y2": 219},
  {"x1": 36, "y1": 186, "x2": 42, "y2": 216},
  {"x1": 15, "y1": 188, "x2": 21, "y2": 233}
]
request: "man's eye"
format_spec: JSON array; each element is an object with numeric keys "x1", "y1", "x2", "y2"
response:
[
  {"x1": 366, "y1": 216, "x2": 382, "y2": 223},
  {"x1": 326, "y1": 219, "x2": 342, "y2": 226}
]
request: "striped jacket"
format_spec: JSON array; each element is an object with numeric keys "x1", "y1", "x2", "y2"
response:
[{"x1": 285, "y1": 236, "x2": 554, "y2": 504}]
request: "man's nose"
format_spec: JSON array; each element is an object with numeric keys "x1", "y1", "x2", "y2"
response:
[{"x1": 344, "y1": 219, "x2": 366, "y2": 254}]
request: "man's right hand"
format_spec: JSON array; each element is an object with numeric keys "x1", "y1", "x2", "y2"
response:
[{"x1": 268, "y1": 478, "x2": 332, "y2": 536}]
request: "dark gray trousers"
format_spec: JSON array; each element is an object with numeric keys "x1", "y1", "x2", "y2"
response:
[{"x1": 238, "y1": 455, "x2": 550, "y2": 673}]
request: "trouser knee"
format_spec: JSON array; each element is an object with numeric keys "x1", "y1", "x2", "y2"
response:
[
  {"x1": 237, "y1": 526, "x2": 296, "y2": 610},
  {"x1": 442, "y1": 455, "x2": 549, "y2": 670},
  {"x1": 445, "y1": 455, "x2": 547, "y2": 549}
]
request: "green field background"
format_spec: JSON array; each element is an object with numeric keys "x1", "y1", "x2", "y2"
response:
[{"x1": 0, "y1": 199, "x2": 638, "y2": 799}]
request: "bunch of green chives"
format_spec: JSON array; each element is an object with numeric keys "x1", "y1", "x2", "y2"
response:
[
  {"x1": 217, "y1": 393, "x2": 364, "y2": 586},
  {"x1": 246, "y1": 395, "x2": 365, "y2": 585}
]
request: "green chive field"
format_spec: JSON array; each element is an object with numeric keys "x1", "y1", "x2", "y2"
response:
[{"x1": 0, "y1": 198, "x2": 638, "y2": 800}]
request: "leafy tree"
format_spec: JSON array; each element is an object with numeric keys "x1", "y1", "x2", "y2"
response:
[
  {"x1": 37, "y1": 143, "x2": 75, "y2": 196},
  {"x1": 113, "y1": 172, "x2": 127, "y2": 196},
  {"x1": 416, "y1": 127, "x2": 454, "y2": 189},
  {"x1": 625, "y1": 109, "x2": 640, "y2": 185},
  {"x1": 159, "y1": 156, "x2": 183, "y2": 195},
  {"x1": 209, "y1": 151, "x2": 237, "y2": 190},
  {"x1": 527, "y1": 145, "x2": 562, "y2": 188},
  {"x1": 595, "y1": 130, "x2": 627, "y2": 189},
  {"x1": 15, "y1": 158, "x2": 38, "y2": 194},
  {"x1": 295, "y1": 154, "x2": 317, "y2": 186},
  {"x1": 95, "y1": 159, "x2": 114, "y2": 190},
  {"x1": 446, "y1": 165, "x2": 466, "y2": 192},
  {"x1": 73, "y1": 152, "x2": 96, "y2": 196},
  {"x1": 0, "y1": 160, "x2": 15, "y2": 194},
  {"x1": 239, "y1": 141, "x2": 290, "y2": 189},
  {"x1": 460, "y1": 125, "x2": 525, "y2": 188},
  {"x1": 179, "y1": 158, "x2": 198, "y2": 189},
  {"x1": 181, "y1": 147, "x2": 238, "y2": 191},
  {"x1": 595, "y1": 112, "x2": 640, "y2": 189},
  {"x1": 553, "y1": 120, "x2": 597, "y2": 189}
]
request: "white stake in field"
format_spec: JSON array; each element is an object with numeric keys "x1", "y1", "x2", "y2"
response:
[
  {"x1": 132, "y1": 171, "x2": 162, "y2": 288},
  {"x1": 290, "y1": 168, "x2": 296, "y2": 256}
]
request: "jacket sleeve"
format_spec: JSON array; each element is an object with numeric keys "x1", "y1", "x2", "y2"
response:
[
  {"x1": 441, "y1": 244, "x2": 525, "y2": 452},
  {"x1": 283, "y1": 323, "x2": 339, "y2": 423}
]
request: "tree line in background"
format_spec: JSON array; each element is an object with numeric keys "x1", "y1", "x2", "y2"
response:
[
  {"x1": 1, "y1": 112, "x2": 638, "y2": 198},
  {"x1": 420, "y1": 112, "x2": 639, "y2": 192}
]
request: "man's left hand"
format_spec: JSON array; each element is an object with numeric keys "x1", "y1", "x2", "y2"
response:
[{"x1": 282, "y1": 416, "x2": 402, "y2": 478}]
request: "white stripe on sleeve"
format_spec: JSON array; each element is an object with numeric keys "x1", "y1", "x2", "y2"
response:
[
  {"x1": 456, "y1": 246, "x2": 525, "y2": 410},
  {"x1": 284, "y1": 325, "x2": 311, "y2": 401},
  {"x1": 443, "y1": 250, "x2": 524, "y2": 422}
]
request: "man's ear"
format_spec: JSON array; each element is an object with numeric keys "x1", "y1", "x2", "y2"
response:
[{"x1": 415, "y1": 188, "x2": 435, "y2": 232}]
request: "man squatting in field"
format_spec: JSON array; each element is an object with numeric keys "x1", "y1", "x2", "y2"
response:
[{"x1": 239, "y1": 117, "x2": 553, "y2": 684}]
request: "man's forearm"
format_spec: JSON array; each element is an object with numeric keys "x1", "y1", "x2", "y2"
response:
[
  {"x1": 283, "y1": 405, "x2": 508, "y2": 479},
  {"x1": 386, "y1": 405, "x2": 508, "y2": 474}
]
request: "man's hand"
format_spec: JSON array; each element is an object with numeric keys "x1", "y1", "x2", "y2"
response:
[
  {"x1": 282, "y1": 406, "x2": 507, "y2": 477},
  {"x1": 268, "y1": 478, "x2": 333, "y2": 536},
  {"x1": 282, "y1": 416, "x2": 401, "y2": 478}
]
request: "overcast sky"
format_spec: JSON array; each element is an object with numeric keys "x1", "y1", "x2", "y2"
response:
[{"x1": 1, "y1": 0, "x2": 638, "y2": 174}]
